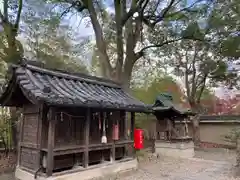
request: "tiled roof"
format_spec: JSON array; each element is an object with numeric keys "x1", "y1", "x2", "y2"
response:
[
  {"x1": 0, "y1": 61, "x2": 148, "y2": 112},
  {"x1": 153, "y1": 93, "x2": 194, "y2": 115}
]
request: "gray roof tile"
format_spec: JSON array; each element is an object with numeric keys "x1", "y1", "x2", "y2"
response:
[{"x1": 0, "y1": 62, "x2": 148, "y2": 112}]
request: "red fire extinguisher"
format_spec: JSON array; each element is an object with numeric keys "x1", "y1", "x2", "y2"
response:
[
  {"x1": 112, "y1": 121, "x2": 119, "y2": 140},
  {"x1": 134, "y1": 129, "x2": 144, "y2": 149}
]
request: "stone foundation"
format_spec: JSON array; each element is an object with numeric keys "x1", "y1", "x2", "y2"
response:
[
  {"x1": 15, "y1": 159, "x2": 137, "y2": 180},
  {"x1": 155, "y1": 140, "x2": 194, "y2": 158}
]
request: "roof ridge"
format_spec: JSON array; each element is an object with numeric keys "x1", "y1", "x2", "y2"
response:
[{"x1": 17, "y1": 60, "x2": 122, "y2": 88}]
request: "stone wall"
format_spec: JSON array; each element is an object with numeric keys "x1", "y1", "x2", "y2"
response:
[
  {"x1": 180, "y1": 122, "x2": 240, "y2": 148},
  {"x1": 155, "y1": 141, "x2": 195, "y2": 158}
]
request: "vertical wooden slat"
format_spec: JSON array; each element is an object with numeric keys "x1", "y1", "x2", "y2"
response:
[
  {"x1": 100, "y1": 111, "x2": 105, "y2": 163},
  {"x1": 122, "y1": 111, "x2": 128, "y2": 140},
  {"x1": 36, "y1": 104, "x2": 44, "y2": 169},
  {"x1": 83, "y1": 108, "x2": 90, "y2": 168},
  {"x1": 110, "y1": 112, "x2": 115, "y2": 162},
  {"x1": 46, "y1": 107, "x2": 56, "y2": 177}
]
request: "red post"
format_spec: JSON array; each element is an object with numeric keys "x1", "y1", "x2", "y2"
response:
[{"x1": 134, "y1": 129, "x2": 144, "y2": 149}]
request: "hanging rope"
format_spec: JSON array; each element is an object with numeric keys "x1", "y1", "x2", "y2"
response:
[
  {"x1": 55, "y1": 111, "x2": 112, "y2": 144},
  {"x1": 55, "y1": 111, "x2": 85, "y2": 119}
]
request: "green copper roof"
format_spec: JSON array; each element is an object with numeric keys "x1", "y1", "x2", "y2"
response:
[{"x1": 153, "y1": 93, "x2": 194, "y2": 115}]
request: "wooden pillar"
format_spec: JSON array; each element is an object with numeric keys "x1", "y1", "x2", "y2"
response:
[
  {"x1": 46, "y1": 108, "x2": 56, "y2": 177},
  {"x1": 109, "y1": 112, "x2": 115, "y2": 162},
  {"x1": 185, "y1": 117, "x2": 189, "y2": 136},
  {"x1": 111, "y1": 141, "x2": 116, "y2": 162},
  {"x1": 123, "y1": 111, "x2": 128, "y2": 140},
  {"x1": 131, "y1": 112, "x2": 135, "y2": 157},
  {"x1": 130, "y1": 112, "x2": 135, "y2": 140},
  {"x1": 83, "y1": 108, "x2": 90, "y2": 168},
  {"x1": 123, "y1": 111, "x2": 128, "y2": 158}
]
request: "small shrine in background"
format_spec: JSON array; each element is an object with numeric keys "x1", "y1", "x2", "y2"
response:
[{"x1": 152, "y1": 93, "x2": 196, "y2": 158}]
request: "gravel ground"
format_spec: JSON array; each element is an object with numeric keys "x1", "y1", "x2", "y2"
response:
[
  {"x1": 118, "y1": 156, "x2": 237, "y2": 180},
  {"x1": 1, "y1": 149, "x2": 240, "y2": 180},
  {"x1": 0, "y1": 152, "x2": 16, "y2": 174},
  {"x1": 96, "y1": 150, "x2": 239, "y2": 180},
  {"x1": 195, "y1": 148, "x2": 236, "y2": 162}
]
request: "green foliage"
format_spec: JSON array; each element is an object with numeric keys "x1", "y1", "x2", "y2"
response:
[
  {"x1": 0, "y1": 0, "x2": 24, "y2": 64},
  {"x1": 23, "y1": 3, "x2": 88, "y2": 74},
  {"x1": 198, "y1": 88, "x2": 213, "y2": 101},
  {"x1": 165, "y1": 11, "x2": 189, "y2": 21},
  {"x1": 206, "y1": 0, "x2": 240, "y2": 58},
  {"x1": 132, "y1": 76, "x2": 183, "y2": 104},
  {"x1": 220, "y1": 36, "x2": 240, "y2": 58},
  {"x1": 182, "y1": 22, "x2": 205, "y2": 41},
  {"x1": 91, "y1": 47, "x2": 101, "y2": 76},
  {"x1": 153, "y1": 39, "x2": 229, "y2": 108}
]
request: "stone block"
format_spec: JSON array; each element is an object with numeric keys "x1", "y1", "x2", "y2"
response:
[{"x1": 155, "y1": 141, "x2": 195, "y2": 158}]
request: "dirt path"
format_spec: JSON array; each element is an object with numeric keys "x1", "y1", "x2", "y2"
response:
[
  {"x1": 1, "y1": 150, "x2": 239, "y2": 180},
  {"x1": 119, "y1": 156, "x2": 237, "y2": 180},
  {"x1": 97, "y1": 150, "x2": 239, "y2": 180}
]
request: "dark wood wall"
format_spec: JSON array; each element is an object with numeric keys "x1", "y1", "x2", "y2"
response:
[
  {"x1": 18, "y1": 105, "x2": 135, "y2": 176},
  {"x1": 19, "y1": 104, "x2": 43, "y2": 172}
]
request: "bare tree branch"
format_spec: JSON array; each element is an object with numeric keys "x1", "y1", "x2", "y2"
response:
[
  {"x1": 121, "y1": 0, "x2": 147, "y2": 26},
  {"x1": 3, "y1": 0, "x2": 8, "y2": 22},
  {"x1": 164, "y1": 0, "x2": 203, "y2": 19},
  {"x1": 136, "y1": 37, "x2": 183, "y2": 59},
  {"x1": 161, "y1": 0, "x2": 176, "y2": 19},
  {"x1": 86, "y1": 0, "x2": 112, "y2": 77},
  {"x1": 190, "y1": 46, "x2": 198, "y2": 100},
  {"x1": 184, "y1": 50, "x2": 191, "y2": 100},
  {"x1": 144, "y1": 0, "x2": 203, "y2": 27},
  {"x1": 0, "y1": 11, "x2": 6, "y2": 23},
  {"x1": 196, "y1": 74, "x2": 207, "y2": 103},
  {"x1": 61, "y1": 0, "x2": 87, "y2": 18},
  {"x1": 14, "y1": 0, "x2": 23, "y2": 30},
  {"x1": 142, "y1": 0, "x2": 177, "y2": 27}
]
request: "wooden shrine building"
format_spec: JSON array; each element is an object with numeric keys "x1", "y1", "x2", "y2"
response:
[
  {"x1": 0, "y1": 60, "x2": 148, "y2": 180},
  {"x1": 152, "y1": 93, "x2": 196, "y2": 158}
]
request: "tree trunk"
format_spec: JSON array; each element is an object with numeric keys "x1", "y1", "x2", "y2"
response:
[
  {"x1": 192, "y1": 114, "x2": 200, "y2": 146},
  {"x1": 121, "y1": 72, "x2": 131, "y2": 91},
  {"x1": 190, "y1": 103, "x2": 201, "y2": 146}
]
